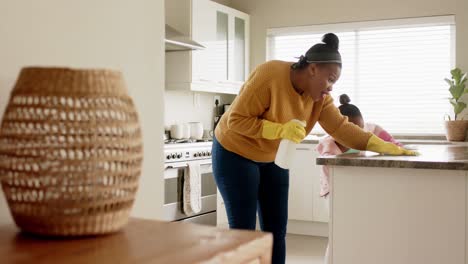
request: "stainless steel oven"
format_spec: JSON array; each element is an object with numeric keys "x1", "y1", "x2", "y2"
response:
[{"x1": 163, "y1": 142, "x2": 216, "y2": 226}]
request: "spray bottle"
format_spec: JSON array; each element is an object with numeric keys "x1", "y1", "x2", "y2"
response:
[{"x1": 274, "y1": 119, "x2": 307, "y2": 169}]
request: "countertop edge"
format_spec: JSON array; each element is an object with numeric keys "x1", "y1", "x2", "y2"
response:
[{"x1": 316, "y1": 157, "x2": 468, "y2": 171}]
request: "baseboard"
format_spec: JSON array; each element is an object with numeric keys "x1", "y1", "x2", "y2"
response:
[
  {"x1": 287, "y1": 220, "x2": 329, "y2": 237},
  {"x1": 218, "y1": 218, "x2": 329, "y2": 237}
]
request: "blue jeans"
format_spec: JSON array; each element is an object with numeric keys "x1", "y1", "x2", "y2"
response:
[{"x1": 212, "y1": 137, "x2": 289, "y2": 264}]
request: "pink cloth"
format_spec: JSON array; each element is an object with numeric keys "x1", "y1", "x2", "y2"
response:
[{"x1": 316, "y1": 122, "x2": 401, "y2": 197}]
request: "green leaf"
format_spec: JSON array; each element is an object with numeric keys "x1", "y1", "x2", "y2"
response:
[
  {"x1": 454, "y1": 102, "x2": 467, "y2": 115},
  {"x1": 445, "y1": 78, "x2": 453, "y2": 86},
  {"x1": 450, "y1": 84, "x2": 464, "y2": 99},
  {"x1": 461, "y1": 74, "x2": 467, "y2": 86},
  {"x1": 448, "y1": 68, "x2": 468, "y2": 100},
  {"x1": 461, "y1": 73, "x2": 467, "y2": 82},
  {"x1": 451, "y1": 68, "x2": 462, "y2": 82}
]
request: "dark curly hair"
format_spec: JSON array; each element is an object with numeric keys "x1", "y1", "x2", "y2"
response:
[
  {"x1": 291, "y1": 33, "x2": 342, "y2": 70},
  {"x1": 338, "y1": 94, "x2": 362, "y2": 118}
]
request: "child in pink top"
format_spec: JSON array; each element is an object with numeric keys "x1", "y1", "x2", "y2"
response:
[
  {"x1": 318, "y1": 94, "x2": 401, "y2": 264},
  {"x1": 316, "y1": 94, "x2": 401, "y2": 197}
]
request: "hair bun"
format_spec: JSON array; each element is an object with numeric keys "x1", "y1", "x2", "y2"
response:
[
  {"x1": 322, "y1": 33, "x2": 339, "y2": 50},
  {"x1": 339, "y1": 94, "x2": 351, "y2": 105}
]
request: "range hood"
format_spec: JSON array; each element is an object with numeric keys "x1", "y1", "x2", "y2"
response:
[{"x1": 165, "y1": 24, "x2": 205, "y2": 51}]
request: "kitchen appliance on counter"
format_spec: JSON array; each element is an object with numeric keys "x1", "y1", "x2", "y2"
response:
[
  {"x1": 170, "y1": 122, "x2": 205, "y2": 140},
  {"x1": 223, "y1": 104, "x2": 231, "y2": 113},
  {"x1": 213, "y1": 103, "x2": 232, "y2": 130},
  {"x1": 163, "y1": 141, "x2": 216, "y2": 226},
  {"x1": 189, "y1": 122, "x2": 204, "y2": 139}
]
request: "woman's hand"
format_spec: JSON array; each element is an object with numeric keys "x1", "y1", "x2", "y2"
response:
[
  {"x1": 366, "y1": 135, "x2": 418, "y2": 156},
  {"x1": 262, "y1": 120, "x2": 307, "y2": 143}
]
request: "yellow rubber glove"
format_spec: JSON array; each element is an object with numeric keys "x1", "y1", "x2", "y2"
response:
[
  {"x1": 262, "y1": 119, "x2": 306, "y2": 143},
  {"x1": 366, "y1": 135, "x2": 418, "y2": 156}
]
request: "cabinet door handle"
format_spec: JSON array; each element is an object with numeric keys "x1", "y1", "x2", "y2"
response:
[{"x1": 295, "y1": 147, "x2": 311, "y2": 151}]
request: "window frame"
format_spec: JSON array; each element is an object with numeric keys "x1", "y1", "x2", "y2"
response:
[{"x1": 266, "y1": 15, "x2": 456, "y2": 137}]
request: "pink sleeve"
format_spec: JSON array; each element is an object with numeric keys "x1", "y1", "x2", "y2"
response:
[
  {"x1": 366, "y1": 123, "x2": 402, "y2": 146},
  {"x1": 316, "y1": 137, "x2": 343, "y2": 155},
  {"x1": 377, "y1": 128, "x2": 402, "y2": 146}
]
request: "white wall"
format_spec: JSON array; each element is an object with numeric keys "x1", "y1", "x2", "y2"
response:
[
  {"x1": 0, "y1": 0, "x2": 165, "y2": 224},
  {"x1": 230, "y1": 0, "x2": 468, "y2": 71},
  {"x1": 164, "y1": 91, "x2": 233, "y2": 132}
]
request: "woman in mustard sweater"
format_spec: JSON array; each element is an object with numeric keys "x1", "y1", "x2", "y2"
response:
[{"x1": 212, "y1": 33, "x2": 415, "y2": 264}]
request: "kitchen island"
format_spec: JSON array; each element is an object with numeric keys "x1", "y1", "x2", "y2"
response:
[{"x1": 317, "y1": 144, "x2": 468, "y2": 264}]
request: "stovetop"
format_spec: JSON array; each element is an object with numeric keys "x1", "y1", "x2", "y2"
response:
[{"x1": 164, "y1": 138, "x2": 212, "y2": 145}]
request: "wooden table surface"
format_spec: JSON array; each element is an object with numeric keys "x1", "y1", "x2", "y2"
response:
[{"x1": 0, "y1": 218, "x2": 273, "y2": 264}]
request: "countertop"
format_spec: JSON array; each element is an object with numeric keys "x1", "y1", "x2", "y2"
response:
[
  {"x1": 0, "y1": 218, "x2": 272, "y2": 264},
  {"x1": 316, "y1": 144, "x2": 468, "y2": 170},
  {"x1": 301, "y1": 134, "x2": 460, "y2": 145}
]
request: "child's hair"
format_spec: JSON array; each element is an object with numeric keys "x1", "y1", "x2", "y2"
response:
[{"x1": 338, "y1": 94, "x2": 362, "y2": 118}]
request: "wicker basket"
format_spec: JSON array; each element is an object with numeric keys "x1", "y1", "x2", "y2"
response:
[
  {"x1": 444, "y1": 120, "x2": 468, "y2": 141},
  {"x1": 0, "y1": 67, "x2": 143, "y2": 236}
]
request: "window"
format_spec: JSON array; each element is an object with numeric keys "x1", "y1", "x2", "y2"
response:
[{"x1": 267, "y1": 16, "x2": 455, "y2": 135}]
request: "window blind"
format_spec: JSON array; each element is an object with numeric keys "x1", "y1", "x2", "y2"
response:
[{"x1": 267, "y1": 16, "x2": 455, "y2": 135}]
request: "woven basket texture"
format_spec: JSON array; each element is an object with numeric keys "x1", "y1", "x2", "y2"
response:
[
  {"x1": 444, "y1": 120, "x2": 467, "y2": 142},
  {"x1": 0, "y1": 67, "x2": 143, "y2": 236}
]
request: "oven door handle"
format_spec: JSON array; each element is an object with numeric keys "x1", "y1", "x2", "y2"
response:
[
  {"x1": 165, "y1": 161, "x2": 212, "y2": 170},
  {"x1": 165, "y1": 164, "x2": 188, "y2": 169},
  {"x1": 164, "y1": 162, "x2": 213, "y2": 180}
]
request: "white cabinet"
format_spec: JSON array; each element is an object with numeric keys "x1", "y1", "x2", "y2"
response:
[
  {"x1": 330, "y1": 166, "x2": 466, "y2": 264},
  {"x1": 166, "y1": 0, "x2": 249, "y2": 94},
  {"x1": 288, "y1": 143, "x2": 329, "y2": 222},
  {"x1": 217, "y1": 143, "x2": 329, "y2": 229}
]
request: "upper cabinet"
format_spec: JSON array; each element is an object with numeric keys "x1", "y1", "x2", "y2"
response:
[{"x1": 166, "y1": 0, "x2": 250, "y2": 94}]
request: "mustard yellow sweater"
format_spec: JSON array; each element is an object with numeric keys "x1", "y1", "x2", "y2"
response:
[{"x1": 215, "y1": 60, "x2": 372, "y2": 162}]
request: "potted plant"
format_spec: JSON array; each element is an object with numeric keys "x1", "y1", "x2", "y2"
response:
[{"x1": 445, "y1": 67, "x2": 468, "y2": 141}]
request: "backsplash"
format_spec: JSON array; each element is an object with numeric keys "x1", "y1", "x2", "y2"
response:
[{"x1": 164, "y1": 90, "x2": 234, "y2": 133}]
